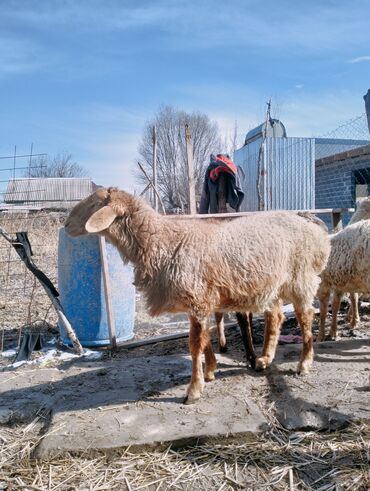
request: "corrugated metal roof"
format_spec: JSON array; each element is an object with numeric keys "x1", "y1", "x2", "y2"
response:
[{"x1": 3, "y1": 178, "x2": 96, "y2": 209}]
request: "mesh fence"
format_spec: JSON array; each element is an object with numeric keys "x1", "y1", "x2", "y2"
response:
[
  {"x1": 315, "y1": 113, "x2": 370, "y2": 160},
  {"x1": 0, "y1": 212, "x2": 65, "y2": 347},
  {"x1": 0, "y1": 149, "x2": 66, "y2": 352}
]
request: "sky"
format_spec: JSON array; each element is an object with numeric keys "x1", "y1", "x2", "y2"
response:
[{"x1": 1, "y1": 0, "x2": 370, "y2": 191}]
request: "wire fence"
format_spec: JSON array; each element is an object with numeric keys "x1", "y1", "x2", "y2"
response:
[
  {"x1": 315, "y1": 113, "x2": 370, "y2": 160},
  {"x1": 0, "y1": 147, "x2": 67, "y2": 353}
]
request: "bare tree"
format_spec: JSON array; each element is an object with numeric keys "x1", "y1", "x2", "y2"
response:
[
  {"x1": 137, "y1": 106, "x2": 222, "y2": 209},
  {"x1": 222, "y1": 120, "x2": 244, "y2": 158},
  {"x1": 25, "y1": 152, "x2": 88, "y2": 178}
]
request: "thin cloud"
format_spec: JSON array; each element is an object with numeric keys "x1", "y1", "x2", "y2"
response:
[
  {"x1": 3, "y1": 1, "x2": 370, "y2": 54},
  {"x1": 348, "y1": 55, "x2": 370, "y2": 63}
]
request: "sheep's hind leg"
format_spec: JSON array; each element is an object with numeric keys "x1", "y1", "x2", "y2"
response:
[
  {"x1": 329, "y1": 291, "x2": 342, "y2": 340},
  {"x1": 236, "y1": 312, "x2": 256, "y2": 369},
  {"x1": 255, "y1": 305, "x2": 284, "y2": 371},
  {"x1": 204, "y1": 339, "x2": 217, "y2": 382},
  {"x1": 184, "y1": 316, "x2": 208, "y2": 404},
  {"x1": 215, "y1": 312, "x2": 227, "y2": 353},
  {"x1": 317, "y1": 289, "x2": 330, "y2": 342},
  {"x1": 295, "y1": 306, "x2": 314, "y2": 374},
  {"x1": 349, "y1": 293, "x2": 360, "y2": 335}
]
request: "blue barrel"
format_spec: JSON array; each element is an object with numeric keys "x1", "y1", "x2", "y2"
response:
[{"x1": 58, "y1": 228, "x2": 135, "y2": 347}]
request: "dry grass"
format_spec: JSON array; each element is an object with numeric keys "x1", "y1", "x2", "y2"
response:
[{"x1": 0, "y1": 405, "x2": 368, "y2": 490}]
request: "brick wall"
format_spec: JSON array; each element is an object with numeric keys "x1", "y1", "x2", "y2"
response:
[{"x1": 315, "y1": 144, "x2": 370, "y2": 227}]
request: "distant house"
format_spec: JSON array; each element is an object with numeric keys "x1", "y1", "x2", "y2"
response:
[
  {"x1": 315, "y1": 144, "x2": 370, "y2": 224},
  {"x1": 1, "y1": 177, "x2": 98, "y2": 212}
]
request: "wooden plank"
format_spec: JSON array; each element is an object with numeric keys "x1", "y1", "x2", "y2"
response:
[
  {"x1": 166, "y1": 208, "x2": 355, "y2": 220},
  {"x1": 117, "y1": 331, "x2": 189, "y2": 349},
  {"x1": 117, "y1": 321, "x2": 238, "y2": 349},
  {"x1": 99, "y1": 236, "x2": 117, "y2": 349}
]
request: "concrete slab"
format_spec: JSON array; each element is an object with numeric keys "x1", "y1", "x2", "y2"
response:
[
  {"x1": 0, "y1": 354, "x2": 267, "y2": 457},
  {"x1": 256, "y1": 338, "x2": 370, "y2": 431},
  {"x1": 0, "y1": 338, "x2": 369, "y2": 457}
]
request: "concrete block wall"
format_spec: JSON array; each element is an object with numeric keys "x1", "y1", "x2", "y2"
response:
[{"x1": 315, "y1": 145, "x2": 370, "y2": 228}]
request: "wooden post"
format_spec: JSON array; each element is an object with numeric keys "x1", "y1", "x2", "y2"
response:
[
  {"x1": 99, "y1": 236, "x2": 117, "y2": 349},
  {"x1": 185, "y1": 124, "x2": 196, "y2": 214},
  {"x1": 217, "y1": 173, "x2": 228, "y2": 213},
  {"x1": 152, "y1": 126, "x2": 158, "y2": 212}
]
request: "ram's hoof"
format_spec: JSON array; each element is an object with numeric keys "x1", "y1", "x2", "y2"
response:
[
  {"x1": 297, "y1": 360, "x2": 312, "y2": 374},
  {"x1": 255, "y1": 357, "x2": 268, "y2": 371},
  {"x1": 183, "y1": 395, "x2": 199, "y2": 405}
]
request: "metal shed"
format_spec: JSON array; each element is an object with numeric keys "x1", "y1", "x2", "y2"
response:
[
  {"x1": 234, "y1": 124, "x2": 315, "y2": 211},
  {"x1": 2, "y1": 177, "x2": 97, "y2": 211}
]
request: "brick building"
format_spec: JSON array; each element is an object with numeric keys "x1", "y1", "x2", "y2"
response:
[{"x1": 315, "y1": 144, "x2": 370, "y2": 225}]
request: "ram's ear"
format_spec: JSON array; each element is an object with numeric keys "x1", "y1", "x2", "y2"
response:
[{"x1": 85, "y1": 206, "x2": 117, "y2": 233}]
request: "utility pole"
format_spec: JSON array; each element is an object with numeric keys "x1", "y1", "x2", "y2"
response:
[
  {"x1": 152, "y1": 126, "x2": 158, "y2": 212},
  {"x1": 256, "y1": 99, "x2": 271, "y2": 211},
  {"x1": 185, "y1": 124, "x2": 196, "y2": 214}
]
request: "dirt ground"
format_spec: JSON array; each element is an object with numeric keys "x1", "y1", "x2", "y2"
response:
[{"x1": 0, "y1": 301, "x2": 369, "y2": 490}]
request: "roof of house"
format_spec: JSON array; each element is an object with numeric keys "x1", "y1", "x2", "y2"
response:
[{"x1": 2, "y1": 177, "x2": 97, "y2": 210}]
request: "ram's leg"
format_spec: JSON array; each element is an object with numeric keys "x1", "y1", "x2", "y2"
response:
[
  {"x1": 295, "y1": 306, "x2": 314, "y2": 374},
  {"x1": 204, "y1": 338, "x2": 217, "y2": 381},
  {"x1": 317, "y1": 289, "x2": 330, "y2": 342},
  {"x1": 184, "y1": 315, "x2": 208, "y2": 404},
  {"x1": 329, "y1": 291, "x2": 342, "y2": 340},
  {"x1": 236, "y1": 312, "x2": 256, "y2": 369},
  {"x1": 215, "y1": 311, "x2": 227, "y2": 353},
  {"x1": 255, "y1": 304, "x2": 285, "y2": 371},
  {"x1": 346, "y1": 298, "x2": 353, "y2": 323},
  {"x1": 349, "y1": 293, "x2": 360, "y2": 332}
]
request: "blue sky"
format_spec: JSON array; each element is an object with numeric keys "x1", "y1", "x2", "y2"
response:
[{"x1": 1, "y1": 0, "x2": 369, "y2": 190}]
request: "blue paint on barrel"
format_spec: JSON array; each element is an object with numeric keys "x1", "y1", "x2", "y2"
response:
[{"x1": 58, "y1": 228, "x2": 135, "y2": 346}]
